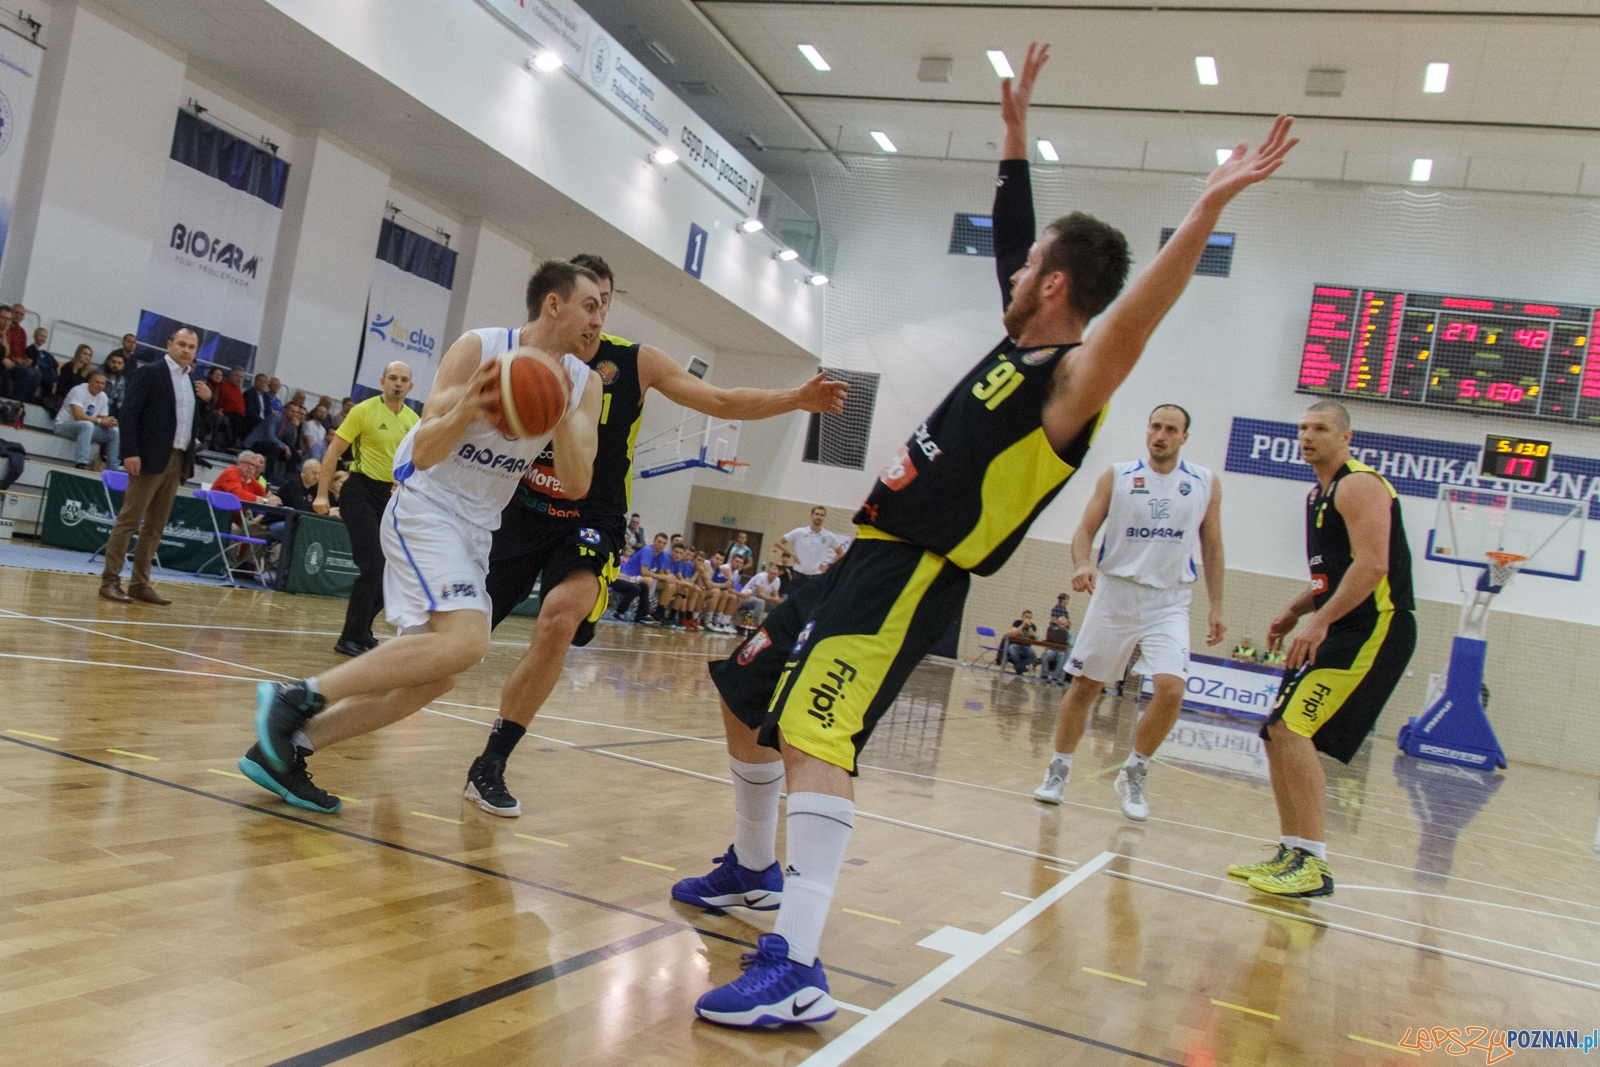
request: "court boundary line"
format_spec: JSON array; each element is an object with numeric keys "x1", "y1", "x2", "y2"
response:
[
  {"x1": 940, "y1": 999, "x2": 1185, "y2": 1067},
  {"x1": 264, "y1": 924, "x2": 686, "y2": 1067},
  {"x1": 1104, "y1": 869, "x2": 1600, "y2": 992},
  {"x1": 793, "y1": 851, "x2": 1116, "y2": 1067}
]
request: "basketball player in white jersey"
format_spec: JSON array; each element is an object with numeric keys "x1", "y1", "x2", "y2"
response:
[
  {"x1": 1033, "y1": 403, "x2": 1227, "y2": 820},
  {"x1": 237, "y1": 260, "x2": 605, "y2": 813}
]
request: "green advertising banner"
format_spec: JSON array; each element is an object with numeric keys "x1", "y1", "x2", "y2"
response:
[
  {"x1": 286, "y1": 513, "x2": 360, "y2": 598},
  {"x1": 40, "y1": 470, "x2": 224, "y2": 574}
]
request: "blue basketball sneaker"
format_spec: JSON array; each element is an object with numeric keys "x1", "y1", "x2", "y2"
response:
[
  {"x1": 671, "y1": 846, "x2": 783, "y2": 911},
  {"x1": 254, "y1": 681, "x2": 325, "y2": 772},
  {"x1": 695, "y1": 933, "x2": 836, "y2": 1028}
]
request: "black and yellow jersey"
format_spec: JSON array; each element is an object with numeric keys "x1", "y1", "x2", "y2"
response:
[
  {"x1": 854, "y1": 340, "x2": 1101, "y2": 576},
  {"x1": 510, "y1": 334, "x2": 643, "y2": 524},
  {"x1": 1306, "y1": 460, "x2": 1415, "y2": 618}
]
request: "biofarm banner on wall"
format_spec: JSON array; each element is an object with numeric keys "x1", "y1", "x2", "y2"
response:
[
  {"x1": 0, "y1": 28, "x2": 41, "y2": 276},
  {"x1": 475, "y1": 0, "x2": 763, "y2": 217},
  {"x1": 141, "y1": 110, "x2": 289, "y2": 370},
  {"x1": 356, "y1": 219, "x2": 456, "y2": 399},
  {"x1": 1226, "y1": 416, "x2": 1600, "y2": 521}
]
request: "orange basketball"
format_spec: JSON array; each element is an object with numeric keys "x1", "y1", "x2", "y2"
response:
[{"x1": 491, "y1": 347, "x2": 569, "y2": 439}]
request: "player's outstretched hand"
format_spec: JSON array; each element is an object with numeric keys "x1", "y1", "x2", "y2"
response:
[
  {"x1": 1000, "y1": 42, "x2": 1050, "y2": 130},
  {"x1": 797, "y1": 372, "x2": 849, "y2": 414},
  {"x1": 1205, "y1": 115, "x2": 1297, "y2": 202}
]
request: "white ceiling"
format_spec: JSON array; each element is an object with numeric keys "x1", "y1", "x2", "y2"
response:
[{"x1": 580, "y1": 1, "x2": 1600, "y2": 197}]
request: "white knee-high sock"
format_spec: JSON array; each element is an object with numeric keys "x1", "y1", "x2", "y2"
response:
[
  {"x1": 774, "y1": 792, "x2": 855, "y2": 965},
  {"x1": 729, "y1": 757, "x2": 785, "y2": 870}
]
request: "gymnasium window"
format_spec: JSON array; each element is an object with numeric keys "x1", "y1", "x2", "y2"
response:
[
  {"x1": 1158, "y1": 229, "x2": 1235, "y2": 277},
  {"x1": 803, "y1": 369, "x2": 879, "y2": 470},
  {"x1": 948, "y1": 213, "x2": 995, "y2": 257}
]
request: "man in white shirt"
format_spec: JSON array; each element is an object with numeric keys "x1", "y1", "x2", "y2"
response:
[
  {"x1": 777, "y1": 506, "x2": 847, "y2": 593},
  {"x1": 54, "y1": 372, "x2": 119, "y2": 469},
  {"x1": 738, "y1": 561, "x2": 785, "y2": 627}
]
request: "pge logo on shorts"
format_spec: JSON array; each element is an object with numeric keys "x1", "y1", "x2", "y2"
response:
[
  {"x1": 439, "y1": 581, "x2": 477, "y2": 600},
  {"x1": 738, "y1": 629, "x2": 771, "y2": 665},
  {"x1": 579, "y1": 527, "x2": 601, "y2": 545},
  {"x1": 793, "y1": 621, "x2": 815, "y2": 655},
  {"x1": 807, "y1": 659, "x2": 857, "y2": 729},
  {"x1": 1070, "y1": 658, "x2": 1084, "y2": 670}
]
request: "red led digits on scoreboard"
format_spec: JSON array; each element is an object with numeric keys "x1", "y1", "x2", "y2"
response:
[{"x1": 1514, "y1": 328, "x2": 1549, "y2": 349}]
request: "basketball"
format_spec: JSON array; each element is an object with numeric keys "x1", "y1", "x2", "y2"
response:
[{"x1": 490, "y1": 347, "x2": 569, "y2": 439}]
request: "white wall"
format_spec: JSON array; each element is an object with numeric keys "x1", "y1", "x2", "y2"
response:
[
  {"x1": 767, "y1": 154, "x2": 1600, "y2": 625},
  {"x1": 446, "y1": 221, "x2": 533, "y2": 346}
]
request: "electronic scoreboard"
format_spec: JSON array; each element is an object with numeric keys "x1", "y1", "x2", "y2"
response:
[
  {"x1": 1297, "y1": 285, "x2": 1600, "y2": 426},
  {"x1": 1481, "y1": 433, "x2": 1552, "y2": 484}
]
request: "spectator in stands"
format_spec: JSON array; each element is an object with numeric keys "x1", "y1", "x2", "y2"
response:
[
  {"x1": 47, "y1": 344, "x2": 95, "y2": 415},
  {"x1": 0, "y1": 307, "x2": 40, "y2": 402},
  {"x1": 609, "y1": 546, "x2": 652, "y2": 623},
  {"x1": 112, "y1": 333, "x2": 139, "y2": 366},
  {"x1": 53, "y1": 371, "x2": 119, "y2": 469},
  {"x1": 326, "y1": 469, "x2": 348, "y2": 517},
  {"x1": 738, "y1": 560, "x2": 785, "y2": 628},
  {"x1": 1004, "y1": 611, "x2": 1040, "y2": 675},
  {"x1": 1041, "y1": 596, "x2": 1074, "y2": 685},
  {"x1": 6, "y1": 304, "x2": 28, "y2": 365},
  {"x1": 100, "y1": 352, "x2": 127, "y2": 417},
  {"x1": 99, "y1": 327, "x2": 211, "y2": 605},
  {"x1": 245, "y1": 401, "x2": 306, "y2": 479},
  {"x1": 625, "y1": 512, "x2": 645, "y2": 552},
  {"x1": 211, "y1": 449, "x2": 280, "y2": 569},
  {"x1": 698, "y1": 550, "x2": 739, "y2": 632},
  {"x1": 622, "y1": 532, "x2": 672, "y2": 625},
  {"x1": 197, "y1": 367, "x2": 230, "y2": 449},
  {"x1": 267, "y1": 377, "x2": 284, "y2": 414},
  {"x1": 1231, "y1": 637, "x2": 1259, "y2": 663},
  {"x1": 725, "y1": 530, "x2": 754, "y2": 575},
  {"x1": 778, "y1": 505, "x2": 847, "y2": 593},
  {"x1": 27, "y1": 327, "x2": 58, "y2": 398},
  {"x1": 768, "y1": 543, "x2": 796, "y2": 595},
  {"x1": 215, "y1": 366, "x2": 246, "y2": 440},
  {"x1": 326, "y1": 396, "x2": 354, "y2": 431},
  {"x1": 302, "y1": 402, "x2": 329, "y2": 458},
  {"x1": 277, "y1": 456, "x2": 321, "y2": 513},
  {"x1": 243, "y1": 373, "x2": 273, "y2": 433}
]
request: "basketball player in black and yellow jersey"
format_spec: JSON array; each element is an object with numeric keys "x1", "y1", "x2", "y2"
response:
[
  {"x1": 680, "y1": 43, "x2": 1301, "y2": 1027},
  {"x1": 1228, "y1": 399, "x2": 1416, "y2": 898},
  {"x1": 463, "y1": 255, "x2": 849, "y2": 816}
]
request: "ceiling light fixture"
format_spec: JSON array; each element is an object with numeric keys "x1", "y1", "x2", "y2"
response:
[
  {"x1": 529, "y1": 51, "x2": 563, "y2": 73},
  {"x1": 1424, "y1": 62, "x2": 1449, "y2": 93},
  {"x1": 798, "y1": 44, "x2": 831, "y2": 71},
  {"x1": 775, "y1": 248, "x2": 800, "y2": 262},
  {"x1": 649, "y1": 147, "x2": 679, "y2": 166},
  {"x1": 987, "y1": 50, "x2": 1014, "y2": 78},
  {"x1": 870, "y1": 130, "x2": 897, "y2": 153},
  {"x1": 1195, "y1": 56, "x2": 1219, "y2": 86},
  {"x1": 806, "y1": 273, "x2": 829, "y2": 286},
  {"x1": 1037, "y1": 139, "x2": 1059, "y2": 162},
  {"x1": 1411, "y1": 158, "x2": 1433, "y2": 182},
  {"x1": 738, "y1": 219, "x2": 764, "y2": 233},
  {"x1": 1216, "y1": 148, "x2": 1234, "y2": 166}
]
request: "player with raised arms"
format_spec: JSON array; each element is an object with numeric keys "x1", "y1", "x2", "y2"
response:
[
  {"x1": 1031, "y1": 402, "x2": 1227, "y2": 820},
  {"x1": 237, "y1": 260, "x2": 605, "y2": 813},
  {"x1": 1227, "y1": 398, "x2": 1416, "y2": 897},
  {"x1": 459, "y1": 254, "x2": 849, "y2": 817},
  {"x1": 674, "y1": 39, "x2": 1298, "y2": 1028}
]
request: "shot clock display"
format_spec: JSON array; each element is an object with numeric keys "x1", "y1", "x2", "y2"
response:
[
  {"x1": 1297, "y1": 285, "x2": 1600, "y2": 426},
  {"x1": 1482, "y1": 433, "x2": 1552, "y2": 484}
]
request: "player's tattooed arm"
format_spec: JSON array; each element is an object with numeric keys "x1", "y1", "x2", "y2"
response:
[
  {"x1": 639, "y1": 345, "x2": 848, "y2": 419},
  {"x1": 549, "y1": 370, "x2": 603, "y2": 500}
]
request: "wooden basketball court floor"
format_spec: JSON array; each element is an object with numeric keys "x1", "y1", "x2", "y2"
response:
[{"x1": 2, "y1": 565, "x2": 1597, "y2": 1066}]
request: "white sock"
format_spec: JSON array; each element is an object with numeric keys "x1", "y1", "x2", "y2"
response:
[
  {"x1": 774, "y1": 792, "x2": 855, "y2": 965},
  {"x1": 1280, "y1": 835, "x2": 1300, "y2": 851},
  {"x1": 1299, "y1": 839, "x2": 1327, "y2": 860},
  {"x1": 729, "y1": 757, "x2": 785, "y2": 871},
  {"x1": 291, "y1": 730, "x2": 312, "y2": 754},
  {"x1": 1050, "y1": 751, "x2": 1074, "y2": 774},
  {"x1": 1123, "y1": 750, "x2": 1151, "y2": 771}
]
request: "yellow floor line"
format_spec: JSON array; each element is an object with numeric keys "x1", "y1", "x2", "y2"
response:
[
  {"x1": 515, "y1": 833, "x2": 569, "y2": 847},
  {"x1": 1082, "y1": 966, "x2": 1146, "y2": 986},
  {"x1": 620, "y1": 856, "x2": 675, "y2": 871},
  {"x1": 207, "y1": 768, "x2": 249, "y2": 780},
  {"x1": 841, "y1": 907, "x2": 901, "y2": 925},
  {"x1": 1211, "y1": 999, "x2": 1279, "y2": 1020},
  {"x1": 6, "y1": 729, "x2": 59, "y2": 741},
  {"x1": 1004, "y1": 948, "x2": 1022, "y2": 955},
  {"x1": 410, "y1": 811, "x2": 463, "y2": 825},
  {"x1": 333, "y1": 795, "x2": 361, "y2": 804},
  {"x1": 106, "y1": 748, "x2": 158, "y2": 761},
  {"x1": 1347, "y1": 1035, "x2": 1419, "y2": 1056}
]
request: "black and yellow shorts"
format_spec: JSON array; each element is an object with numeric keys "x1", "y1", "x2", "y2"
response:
[
  {"x1": 708, "y1": 530, "x2": 969, "y2": 773},
  {"x1": 485, "y1": 507, "x2": 622, "y2": 641},
  {"x1": 1262, "y1": 609, "x2": 1416, "y2": 763}
]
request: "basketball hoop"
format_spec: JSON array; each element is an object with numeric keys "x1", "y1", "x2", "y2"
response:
[
  {"x1": 1483, "y1": 550, "x2": 1526, "y2": 591},
  {"x1": 715, "y1": 460, "x2": 750, "y2": 470}
]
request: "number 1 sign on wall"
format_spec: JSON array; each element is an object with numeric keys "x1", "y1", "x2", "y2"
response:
[{"x1": 683, "y1": 223, "x2": 707, "y2": 279}]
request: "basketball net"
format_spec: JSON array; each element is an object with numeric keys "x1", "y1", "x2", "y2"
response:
[
  {"x1": 1459, "y1": 550, "x2": 1527, "y2": 641},
  {"x1": 1483, "y1": 551, "x2": 1526, "y2": 593}
]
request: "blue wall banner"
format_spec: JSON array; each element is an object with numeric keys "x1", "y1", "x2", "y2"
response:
[
  {"x1": 1226, "y1": 416, "x2": 1600, "y2": 521},
  {"x1": 356, "y1": 218, "x2": 456, "y2": 400},
  {"x1": 0, "y1": 29, "x2": 41, "y2": 279}
]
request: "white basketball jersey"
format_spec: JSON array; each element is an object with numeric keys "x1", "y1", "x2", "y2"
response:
[
  {"x1": 1095, "y1": 459, "x2": 1214, "y2": 588},
  {"x1": 391, "y1": 327, "x2": 590, "y2": 531}
]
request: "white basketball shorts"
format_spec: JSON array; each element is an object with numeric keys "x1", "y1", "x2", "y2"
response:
[
  {"x1": 379, "y1": 485, "x2": 494, "y2": 631},
  {"x1": 1065, "y1": 574, "x2": 1193, "y2": 682}
]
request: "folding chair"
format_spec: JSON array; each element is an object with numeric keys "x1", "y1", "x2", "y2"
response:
[
  {"x1": 968, "y1": 625, "x2": 1005, "y2": 666},
  {"x1": 88, "y1": 469, "x2": 165, "y2": 573},
  {"x1": 193, "y1": 488, "x2": 269, "y2": 587}
]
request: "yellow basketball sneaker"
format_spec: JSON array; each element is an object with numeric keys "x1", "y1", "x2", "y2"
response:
[
  {"x1": 1226, "y1": 844, "x2": 1295, "y2": 881},
  {"x1": 1247, "y1": 849, "x2": 1334, "y2": 898}
]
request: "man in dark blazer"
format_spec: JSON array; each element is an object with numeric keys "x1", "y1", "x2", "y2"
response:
[{"x1": 99, "y1": 327, "x2": 211, "y2": 604}]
